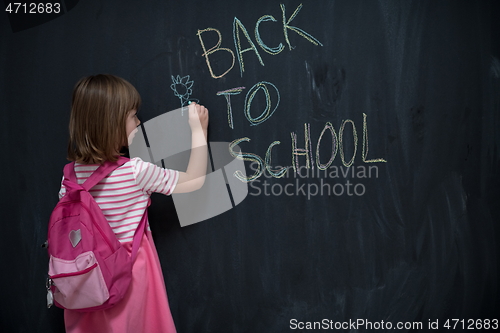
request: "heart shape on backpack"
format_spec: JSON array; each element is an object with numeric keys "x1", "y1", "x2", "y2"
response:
[{"x1": 69, "y1": 229, "x2": 82, "y2": 248}]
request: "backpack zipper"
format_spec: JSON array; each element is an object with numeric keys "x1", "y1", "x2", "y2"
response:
[{"x1": 50, "y1": 262, "x2": 98, "y2": 279}]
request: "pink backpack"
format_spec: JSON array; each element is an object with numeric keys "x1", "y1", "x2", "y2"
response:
[{"x1": 46, "y1": 157, "x2": 148, "y2": 311}]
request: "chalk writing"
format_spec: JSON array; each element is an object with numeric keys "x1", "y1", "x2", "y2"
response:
[
  {"x1": 291, "y1": 123, "x2": 314, "y2": 174},
  {"x1": 244, "y1": 81, "x2": 280, "y2": 126},
  {"x1": 217, "y1": 81, "x2": 280, "y2": 127},
  {"x1": 362, "y1": 113, "x2": 387, "y2": 163},
  {"x1": 339, "y1": 119, "x2": 358, "y2": 167},
  {"x1": 197, "y1": 3, "x2": 322, "y2": 79},
  {"x1": 265, "y1": 141, "x2": 287, "y2": 178},
  {"x1": 217, "y1": 87, "x2": 246, "y2": 129},
  {"x1": 229, "y1": 137, "x2": 264, "y2": 182},
  {"x1": 280, "y1": 3, "x2": 323, "y2": 50},
  {"x1": 255, "y1": 15, "x2": 285, "y2": 55},
  {"x1": 316, "y1": 122, "x2": 337, "y2": 170},
  {"x1": 196, "y1": 28, "x2": 235, "y2": 79},
  {"x1": 229, "y1": 114, "x2": 386, "y2": 183},
  {"x1": 233, "y1": 17, "x2": 265, "y2": 76},
  {"x1": 197, "y1": 3, "x2": 386, "y2": 186}
]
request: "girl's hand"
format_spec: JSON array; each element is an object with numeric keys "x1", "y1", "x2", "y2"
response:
[{"x1": 188, "y1": 102, "x2": 209, "y2": 133}]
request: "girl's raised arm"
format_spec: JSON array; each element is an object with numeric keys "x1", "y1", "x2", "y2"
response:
[{"x1": 173, "y1": 102, "x2": 209, "y2": 193}]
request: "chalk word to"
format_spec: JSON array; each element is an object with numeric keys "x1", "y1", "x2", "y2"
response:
[
  {"x1": 217, "y1": 81, "x2": 280, "y2": 128},
  {"x1": 197, "y1": 3, "x2": 322, "y2": 78},
  {"x1": 229, "y1": 113, "x2": 387, "y2": 182}
]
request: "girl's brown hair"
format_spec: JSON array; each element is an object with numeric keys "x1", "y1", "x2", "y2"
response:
[{"x1": 67, "y1": 74, "x2": 141, "y2": 164}]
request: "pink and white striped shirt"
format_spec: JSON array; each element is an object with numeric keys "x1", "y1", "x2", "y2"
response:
[{"x1": 59, "y1": 157, "x2": 179, "y2": 243}]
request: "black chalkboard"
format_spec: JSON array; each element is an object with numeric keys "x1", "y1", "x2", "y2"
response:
[{"x1": 1, "y1": 0, "x2": 499, "y2": 332}]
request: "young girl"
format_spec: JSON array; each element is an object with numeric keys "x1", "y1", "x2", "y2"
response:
[{"x1": 59, "y1": 74, "x2": 208, "y2": 332}]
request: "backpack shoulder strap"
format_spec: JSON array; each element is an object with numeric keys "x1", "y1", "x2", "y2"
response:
[
  {"x1": 63, "y1": 162, "x2": 77, "y2": 183},
  {"x1": 62, "y1": 157, "x2": 131, "y2": 191},
  {"x1": 81, "y1": 156, "x2": 130, "y2": 191},
  {"x1": 62, "y1": 162, "x2": 81, "y2": 193}
]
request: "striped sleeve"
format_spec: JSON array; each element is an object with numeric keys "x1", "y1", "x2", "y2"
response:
[
  {"x1": 132, "y1": 158, "x2": 179, "y2": 195},
  {"x1": 59, "y1": 176, "x2": 65, "y2": 199}
]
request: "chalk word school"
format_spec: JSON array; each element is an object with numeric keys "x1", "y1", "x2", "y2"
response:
[
  {"x1": 197, "y1": 3, "x2": 387, "y2": 183},
  {"x1": 228, "y1": 114, "x2": 387, "y2": 182}
]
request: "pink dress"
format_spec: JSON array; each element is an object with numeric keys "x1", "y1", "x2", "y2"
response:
[{"x1": 59, "y1": 158, "x2": 179, "y2": 333}]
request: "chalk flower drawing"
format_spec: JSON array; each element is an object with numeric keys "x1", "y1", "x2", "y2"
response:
[{"x1": 170, "y1": 75, "x2": 194, "y2": 107}]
